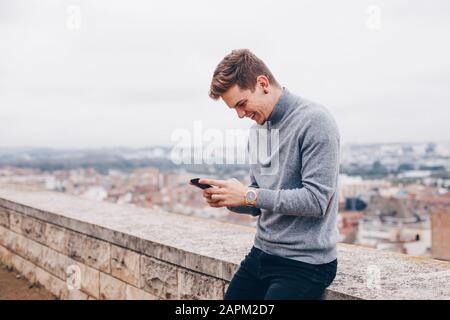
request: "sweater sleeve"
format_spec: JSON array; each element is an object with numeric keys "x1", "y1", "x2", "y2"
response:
[
  {"x1": 255, "y1": 109, "x2": 340, "y2": 218},
  {"x1": 227, "y1": 168, "x2": 261, "y2": 216}
]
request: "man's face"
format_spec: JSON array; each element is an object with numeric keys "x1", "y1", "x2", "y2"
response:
[{"x1": 222, "y1": 84, "x2": 269, "y2": 125}]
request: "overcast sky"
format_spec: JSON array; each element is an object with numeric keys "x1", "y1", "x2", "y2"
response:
[{"x1": 1, "y1": 0, "x2": 449, "y2": 149}]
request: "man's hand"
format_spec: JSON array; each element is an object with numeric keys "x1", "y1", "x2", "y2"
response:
[{"x1": 200, "y1": 178, "x2": 248, "y2": 207}]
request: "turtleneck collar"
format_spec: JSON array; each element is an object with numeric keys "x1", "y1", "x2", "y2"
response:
[{"x1": 266, "y1": 87, "x2": 293, "y2": 125}]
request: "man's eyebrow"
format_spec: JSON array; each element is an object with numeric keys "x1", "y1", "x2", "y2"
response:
[{"x1": 233, "y1": 99, "x2": 247, "y2": 108}]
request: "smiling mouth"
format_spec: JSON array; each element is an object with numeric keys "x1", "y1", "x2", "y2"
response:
[{"x1": 247, "y1": 113, "x2": 256, "y2": 120}]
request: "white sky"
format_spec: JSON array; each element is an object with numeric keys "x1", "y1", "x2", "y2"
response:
[{"x1": 1, "y1": 0, "x2": 449, "y2": 148}]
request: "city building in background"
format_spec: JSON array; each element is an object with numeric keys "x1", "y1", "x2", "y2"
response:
[
  {"x1": 1, "y1": 141, "x2": 450, "y2": 257},
  {"x1": 431, "y1": 207, "x2": 450, "y2": 261}
]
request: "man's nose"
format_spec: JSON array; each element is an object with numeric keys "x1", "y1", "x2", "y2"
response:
[{"x1": 236, "y1": 109, "x2": 245, "y2": 119}]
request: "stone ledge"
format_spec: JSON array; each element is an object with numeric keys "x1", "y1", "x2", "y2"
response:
[
  {"x1": 0, "y1": 185, "x2": 252, "y2": 282},
  {"x1": 1, "y1": 184, "x2": 450, "y2": 300}
]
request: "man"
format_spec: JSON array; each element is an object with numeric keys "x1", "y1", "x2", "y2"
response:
[{"x1": 200, "y1": 49, "x2": 340, "y2": 300}]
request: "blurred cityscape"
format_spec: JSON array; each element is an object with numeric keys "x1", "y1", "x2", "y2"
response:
[{"x1": 1, "y1": 142, "x2": 450, "y2": 261}]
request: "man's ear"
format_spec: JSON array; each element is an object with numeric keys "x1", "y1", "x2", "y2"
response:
[{"x1": 256, "y1": 75, "x2": 270, "y2": 93}]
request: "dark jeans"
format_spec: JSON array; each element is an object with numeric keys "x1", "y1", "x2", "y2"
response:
[{"x1": 224, "y1": 246, "x2": 337, "y2": 300}]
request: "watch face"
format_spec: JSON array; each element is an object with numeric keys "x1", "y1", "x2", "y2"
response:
[{"x1": 246, "y1": 191, "x2": 256, "y2": 201}]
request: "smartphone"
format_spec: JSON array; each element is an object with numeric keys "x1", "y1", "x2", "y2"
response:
[{"x1": 190, "y1": 178, "x2": 212, "y2": 189}]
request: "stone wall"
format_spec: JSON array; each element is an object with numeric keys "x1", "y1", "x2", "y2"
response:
[
  {"x1": 0, "y1": 205, "x2": 229, "y2": 299},
  {"x1": 0, "y1": 187, "x2": 232, "y2": 300},
  {"x1": 2, "y1": 185, "x2": 450, "y2": 300}
]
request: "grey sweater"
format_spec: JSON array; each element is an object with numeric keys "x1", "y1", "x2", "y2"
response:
[{"x1": 228, "y1": 88, "x2": 340, "y2": 265}]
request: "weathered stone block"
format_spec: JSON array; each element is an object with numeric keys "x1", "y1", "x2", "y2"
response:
[
  {"x1": 18, "y1": 256, "x2": 37, "y2": 284},
  {"x1": 152, "y1": 243, "x2": 186, "y2": 267},
  {"x1": 67, "y1": 259, "x2": 100, "y2": 299},
  {"x1": 66, "y1": 230, "x2": 84, "y2": 261},
  {"x1": 0, "y1": 225, "x2": 18, "y2": 252},
  {"x1": 21, "y1": 215, "x2": 47, "y2": 244},
  {"x1": 9, "y1": 211, "x2": 22, "y2": 234},
  {"x1": 15, "y1": 233, "x2": 43, "y2": 265},
  {"x1": 83, "y1": 236, "x2": 111, "y2": 273},
  {"x1": 66, "y1": 230, "x2": 111, "y2": 272},
  {"x1": 0, "y1": 226, "x2": 10, "y2": 248},
  {"x1": 185, "y1": 252, "x2": 223, "y2": 278},
  {"x1": 111, "y1": 245, "x2": 140, "y2": 287},
  {"x1": 221, "y1": 261, "x2": 239, "y2": 282},
  {"x1": 10, "y1": 252, "x2": 24, "y2": 271},
  {"x1": 80, "y1": 264, "x2": 100, "y2": 299},
  {"x1": 0, "y1": 226, "x2": 6, "y2": 247},
  {"x1": 140, "y1": 256, "x2": 178, "y2": 299},
  {"x1": 0, "y1": 244, "x2": 13, "y2": 267},
  {"x1": 39, "y1": 246, "x2": 69, "y2": 280},
  {"x1": 100, "y1": 273, "x2": 127, "y2": 300},
  {"x1": 0, "y1": 206, "x2": 9, "y2": 228},
  {"x1": 65, "y1": 289, "x2": 90, "y2": 300},
  {"x1": 8, "y1": 252, "x2": 37, "y2": 284},
  {"x1": 178, "y1": 269, "x2": 225, "y2": 300},
  {"x1": 45, "y1": 224, "x2": 67, "y2": 253},
  {"x1": 35, "y1": 267, "x2": 66, "y2": 299},
  {"x1": 126, "y1": 285, "x2": 159, "y2": 300}
]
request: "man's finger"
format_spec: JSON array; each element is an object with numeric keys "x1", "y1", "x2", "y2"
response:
[
  {"x1": 211, "y1": 194, "x2": 226, "y2": 201},
  {"x1": 203, "y1": 193, "x2": 212, "y2": 200},
  {"x1": 204, "y1": 186, "x2": 223, "y2": 195},
  {"x1": 209, "y1": 201, "x2": 225, "y2": 208},
  {"x1": 208, "y1": 201, "x2": 222, "y2": 207},
  {"x1": 216, "y1": 200, "x2": 226, "y2": 207},
  {"x1": 206, "y1": 195, "x2": 220, "y2": 202},
  {"x1": 199, "y1": 178, "x2": 226, "y2": 188}
]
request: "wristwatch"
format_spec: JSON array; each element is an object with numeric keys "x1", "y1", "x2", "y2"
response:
[{"x1": 245, "y1": 189, "x2": 258, "y2": 206}]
